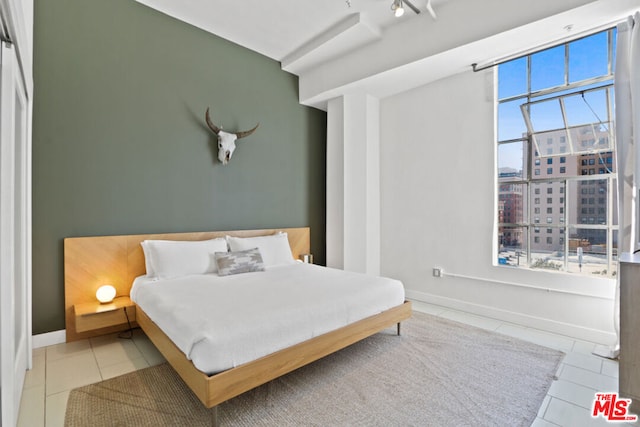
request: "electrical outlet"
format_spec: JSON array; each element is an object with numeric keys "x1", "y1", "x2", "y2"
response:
[{"x1": 432, "y1": 267, "x2": 443, "y2": 278}]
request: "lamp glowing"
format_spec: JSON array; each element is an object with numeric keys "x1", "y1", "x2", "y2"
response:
[
  {"x1": 96, "y1": 285, "x2": 116, "y2": 303},
  {"x1": 391, "y1": 0, "x2": 405, "y2": 17}
]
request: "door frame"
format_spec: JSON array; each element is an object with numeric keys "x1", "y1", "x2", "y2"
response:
[{"x1": 0, "y1": 39, "x2": 32, "y2": 427}]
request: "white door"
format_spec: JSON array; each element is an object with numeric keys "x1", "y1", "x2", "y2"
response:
[{"x1": 1, "y1": 39, "x2": 31, "y2": 427}]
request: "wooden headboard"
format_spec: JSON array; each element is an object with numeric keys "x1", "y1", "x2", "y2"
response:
[{"x1": 64, "y1": 227, "x2": 310, "y2": 341}]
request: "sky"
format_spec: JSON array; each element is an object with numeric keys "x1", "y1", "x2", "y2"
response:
[{"x1": 497, "y1": 29, "x2": 616, "y2": 172}]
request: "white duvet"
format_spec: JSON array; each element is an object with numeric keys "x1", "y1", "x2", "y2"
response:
[{"x1": 130, "y1": 262, "x2": 405, "y2": 375}]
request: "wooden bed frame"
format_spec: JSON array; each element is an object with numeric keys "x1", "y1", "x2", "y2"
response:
[{"x1": 64, "y1": 227, "x2": 412, "y2": 422}]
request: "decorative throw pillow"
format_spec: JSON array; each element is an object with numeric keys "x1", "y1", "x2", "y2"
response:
[
  {"x1": 215, "y1": 247, "x2": 265, "y2": 276},
  {"x1": 225, "y1": 232, "x2": 294, "y2": 267}
]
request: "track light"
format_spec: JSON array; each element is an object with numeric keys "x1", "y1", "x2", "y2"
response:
[{"x1": 391, "y1": 0, "x2": 405, "y2": 17}]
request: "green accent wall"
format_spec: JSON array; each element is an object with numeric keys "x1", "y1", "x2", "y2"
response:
[{"x1": 32, "y1": 0, "x2": 327, "y2": 334}]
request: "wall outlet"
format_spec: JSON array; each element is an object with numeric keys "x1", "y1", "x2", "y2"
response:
[{"x1": 432, "y1": 267, "x2": 443, "y2": 278}]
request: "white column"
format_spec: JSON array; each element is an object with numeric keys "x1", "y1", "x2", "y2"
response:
[
  {"x1": 326, "y1": 93, "x2": 380, "y2": 275},
  {"x1": 326, "y1": 97, "x2": 345, "y2": 269}
]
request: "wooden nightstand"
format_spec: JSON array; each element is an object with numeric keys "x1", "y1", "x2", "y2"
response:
[{"x1": 74, "y1": 296, "x2": 136, "y2": 333}]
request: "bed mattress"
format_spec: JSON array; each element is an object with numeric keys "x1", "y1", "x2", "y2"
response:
[{"x1": 130, "y1": 262, "x2": 405, "y2": 375}]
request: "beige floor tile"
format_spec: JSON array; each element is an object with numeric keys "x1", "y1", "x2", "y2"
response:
[
  {"x1": 562, "y1": 351, "x2": 604, "y2": 374},
  {"x1": 17, "y1": 384, "x2": 45, "y2": 427},
  {"x1": 99, "y1": 356, "x2": 150, "y2": 380},
  {"x1": 45, "y1": 391, "x2": 70, "y2": 427},
  {"x1": 24, "y1": 350, "x2": 46, "y2": 389},
  {"x1": 544, "y1": 397, "x2": 611, "y2": 427},
  {"x1": 601, "y1": 359, "x2": 619, "y2": 378},
  {"x1": 46, "y1": 339, "x2": 92, "y2": 362},
  {"x1": 496, "y1": 324, "x2": 574, "y2": 352},
  {"x1": 90, "y1": 334, "x2": 144, "y2": 368},
  {"x1": 437, "y1": 310, "x2": 503, "y2": 331},
  {"x1": 572, "y1": 339, "x2": 597, "y2": 355},
  {"x1": 560, "y1": 364, "x2": 618, "y2": 392},
  {"x1": 548, "y1": 379, "x2": 601, "y2": 409},
  {"x1": 537, "y1": 394, "x2": 551, "y2": 418},
  {"x1": 46, "y1": 352, "x2": 101, "y2": 395},
  {"x1": 530, "y1": 417, "x2": 561, "y2": 427},
  {"x1": 495, "y1": 323, "x2": 533, "y2": 340},
  {"x1": 409, "y1": 300, "x2": 448, "y2": 316},
  {"x1": 132, "y1": 334, "x2": 166, "y2": 366}
]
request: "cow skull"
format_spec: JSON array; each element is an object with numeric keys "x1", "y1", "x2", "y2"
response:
[{"x1": 205, "y1": 108, "x2": 259, "y2": 165}]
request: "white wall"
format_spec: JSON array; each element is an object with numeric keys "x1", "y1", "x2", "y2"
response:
[{"x1": 379, "y1": 70, "x2": 616, "y2": 345}]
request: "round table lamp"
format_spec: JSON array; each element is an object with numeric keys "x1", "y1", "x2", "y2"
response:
[{"x1": 96, "y1": 284, "x2": 116, "y2": 303}]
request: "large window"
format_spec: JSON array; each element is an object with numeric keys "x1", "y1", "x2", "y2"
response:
[{"x1": 497, "y1": 29, "x2": 618, "y2": 277}]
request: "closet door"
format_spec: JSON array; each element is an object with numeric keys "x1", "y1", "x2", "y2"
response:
[{"x1": 0, "y1": 40, "x2": 29, "y2": 427}]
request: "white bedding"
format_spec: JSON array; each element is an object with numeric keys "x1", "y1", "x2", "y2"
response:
[{"x1": 130, "y1": 262, "x2": 405, "y2": 375}]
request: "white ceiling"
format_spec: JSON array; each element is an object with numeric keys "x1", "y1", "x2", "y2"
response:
[
  {"x1": 135, "y1": 0, "x2": 445, "y2": 73},
  {"x1": 135, "y1": 0, "x2": 640, "y2": 109}
]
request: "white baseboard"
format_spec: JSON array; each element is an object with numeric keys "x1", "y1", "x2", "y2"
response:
[
  {"x1": 406, "y1": 290, "x2": 616, "y2": 345},
  {"x1": 32, "y1": 329, "x2": 66, "y2": 348}
]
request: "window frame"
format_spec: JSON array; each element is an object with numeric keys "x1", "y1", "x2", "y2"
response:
[{"x1": 496, "y1": 28, "x2": 618, "y2": 277}]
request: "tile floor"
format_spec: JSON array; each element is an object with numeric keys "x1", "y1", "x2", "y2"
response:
[{"x1": 17, "y1": 301, "x2": 633, "y2": 427}]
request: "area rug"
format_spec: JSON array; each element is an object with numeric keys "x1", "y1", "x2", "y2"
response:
[{"x1": 65, "y1": 312, "x2": 563, "y2": 426}]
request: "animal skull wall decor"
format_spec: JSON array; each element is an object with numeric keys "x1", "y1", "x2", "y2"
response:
[{"x1": 205, "y1": 107, "x2": 259, "y2": 165}]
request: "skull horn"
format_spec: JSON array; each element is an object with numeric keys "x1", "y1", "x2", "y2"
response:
[
  {"x1": 235, "y1": 122, "x2": 260, "y2": 139},
  {"x1": 205, "y1": 107, "x2": 221, "y2": 135}
]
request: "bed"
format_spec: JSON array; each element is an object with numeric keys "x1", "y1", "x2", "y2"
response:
[{"x1": 64, "y1": 227, "x2": 412, "y2": 424}]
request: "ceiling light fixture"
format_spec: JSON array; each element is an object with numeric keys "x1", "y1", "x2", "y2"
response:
[
  {"x1": 391, "y1": 0, "x2": 421, "y2": 18},
  {"x1": 391, "y1": 0, "x2": 405, "y2": 17}
]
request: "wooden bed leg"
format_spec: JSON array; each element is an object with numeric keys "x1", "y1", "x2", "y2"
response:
[
  {"x1": 397, "y1": 322, "x2": 401, "y2": 336},
  {"x1": 211, "y1": 406, "x2": 219, "y2": 427}
]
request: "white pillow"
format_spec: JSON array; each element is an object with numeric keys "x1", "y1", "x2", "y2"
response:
[
  {"x1": 141, "y1": 238, "x2": 228, "y2": 279},
  {"x1": 226, "y1": 233, "x2": 294, "y2": 267}
]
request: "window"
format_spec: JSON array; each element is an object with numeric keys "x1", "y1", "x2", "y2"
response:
[{"x1": 497, "y1": 28, "x2": 617, "y2": 277}]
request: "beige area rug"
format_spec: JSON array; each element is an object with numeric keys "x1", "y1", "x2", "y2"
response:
[{"x1": 65, "y1": 312, "x2": 563, "y2": 426}]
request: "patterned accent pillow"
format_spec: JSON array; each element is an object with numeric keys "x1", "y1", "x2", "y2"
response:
[{"x1": 215, "y1": 247, "x2": 265, "y2": 276}]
